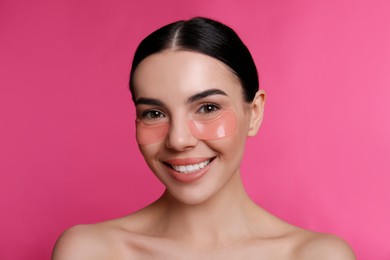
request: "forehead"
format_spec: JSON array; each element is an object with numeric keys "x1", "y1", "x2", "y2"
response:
[{"x1": 132, "y1": 50, "x2": 241, "y2": 100}]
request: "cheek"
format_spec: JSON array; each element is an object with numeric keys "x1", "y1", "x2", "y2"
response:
[{"x1": 135, "y1": 110, "x2": 237, "y2": 145}]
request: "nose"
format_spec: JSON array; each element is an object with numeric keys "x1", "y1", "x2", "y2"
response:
[{"x1": 165, "y1": 116, "x2": 198, "y2": 151}]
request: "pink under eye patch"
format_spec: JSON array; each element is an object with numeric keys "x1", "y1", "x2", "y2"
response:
[
  {"x1": 136, "y1": 109, "x2": 237, "y2": 145},
  {"x1": 188, "y1": 109, "x2": 236, "y2": 140},
  {"x1": 136, "y1": 121, "x2": 169, "y2": 145}
]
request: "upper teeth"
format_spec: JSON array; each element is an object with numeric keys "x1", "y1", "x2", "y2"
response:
[{"x1": 171, "y1": 159, "x2": 211, "y2": 174}]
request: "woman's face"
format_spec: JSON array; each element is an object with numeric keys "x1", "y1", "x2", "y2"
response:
[{"x1": 132, "y1": 50, "x2": 263, "y2": 205}]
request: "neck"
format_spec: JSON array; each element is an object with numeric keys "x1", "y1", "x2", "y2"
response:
[{"x1": 151, "y1": 173, "x2": 261, "y2": 246}]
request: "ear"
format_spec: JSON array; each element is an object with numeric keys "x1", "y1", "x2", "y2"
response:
[{"x1": 247, "y1": 90, "x2": 266, "y2": 137}]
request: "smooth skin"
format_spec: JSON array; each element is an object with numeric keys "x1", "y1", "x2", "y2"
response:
[{"x1": 52, "y1": 51, "x2": 355, "y2": 259}]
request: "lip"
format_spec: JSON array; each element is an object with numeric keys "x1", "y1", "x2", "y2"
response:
[
  {"x1": 164, "y1": 157, "x2": 212, "y2": 165},
  {"x1": 163, "y1": 157, "x2": 215, "y2": 183}
]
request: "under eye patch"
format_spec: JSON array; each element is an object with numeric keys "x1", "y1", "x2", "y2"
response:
[
  {"x1": 188, "y1": 109, "x2": 236, "y2": 140},
  {"x1": 136, "y1": 109, "x2": 237, "y2": 145},
  {"x1": 136, "y1": 121, "x2": 169, "y2": 145}
]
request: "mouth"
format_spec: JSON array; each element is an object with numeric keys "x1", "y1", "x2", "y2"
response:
[{"x1": 164, "y1": 157, "x2": 216, "y2": 174}]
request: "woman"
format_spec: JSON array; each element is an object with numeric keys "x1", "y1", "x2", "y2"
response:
[{"x1": 52, "y1": 17, "x2": 355, "y2": 259}]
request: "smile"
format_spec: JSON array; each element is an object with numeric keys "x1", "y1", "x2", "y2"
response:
[
  {"x1": 164, "y1": 157, "x2": 215, "y2": 174},
  {"x1": 171, "y1": 160, "x2": 211, "y2": 174}
]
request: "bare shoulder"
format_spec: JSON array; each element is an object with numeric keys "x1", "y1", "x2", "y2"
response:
[
  {"x1": 52, "y1": 224, "x2": 109, "y2": 260},
  {"x1": 293, "y1": 231, "x2": 356, "y2": 260},
  {"x1": 248, "y1": 209, "x2": 355, "y2": 260},
  {"x1": 52, "y1": 221, "x2": 133, "y2": 260},
  {"x1": 51, "y1": 210, "x2": 157, "y2": 260}
]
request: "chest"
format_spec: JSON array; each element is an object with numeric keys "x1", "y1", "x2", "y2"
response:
[{"x1": 122, "y1": 238, "x2": 294, "y2": 260}]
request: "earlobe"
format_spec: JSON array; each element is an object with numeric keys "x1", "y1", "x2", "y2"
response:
[{"x1": 247, "y1": 90, "x2": 266, "y2": 136}]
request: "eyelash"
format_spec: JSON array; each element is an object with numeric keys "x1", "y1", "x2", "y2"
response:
[
  {"x1": 197, "y1": 103, "x2": 221, "y2": 114},
  {"x1": 140, "y1": 110, "x2": 166, "y2": 120},
  {"x1": 139, "y1": 103, "x2": 221, "y2": 120}
]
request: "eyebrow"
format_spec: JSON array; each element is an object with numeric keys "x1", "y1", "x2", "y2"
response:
[
  {"x1": 187, "y1": 89, "x2": 227, "y2": 103},
  {"x1": 135, "y1": 97, "x2": 164, "y2": 107},
  {"x1": 135, "y1": 88, "x2": 227, "y2": 106}
]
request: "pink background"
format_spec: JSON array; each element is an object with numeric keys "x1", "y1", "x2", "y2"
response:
[{"x1": 1, "y1": 0, "x2": 389, "y2": 259}]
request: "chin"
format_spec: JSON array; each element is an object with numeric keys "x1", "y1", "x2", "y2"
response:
[{"x1": 163, "y1": 183, "x2": 220, "y2": 206}]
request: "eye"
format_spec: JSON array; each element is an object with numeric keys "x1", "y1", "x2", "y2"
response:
[
  {"x1": 197, "y1": 103, "x2": 221, "y2": 114},
  {"x1": 141, "y1": 110, "x2": 166, "y2": 120}
]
